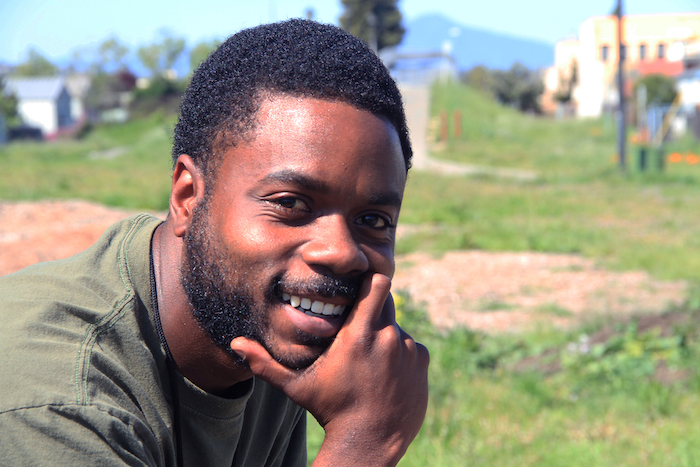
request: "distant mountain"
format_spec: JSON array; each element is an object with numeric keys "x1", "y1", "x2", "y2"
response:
[{"x1": 397, "y1": 14, "x2": 554, "y2": 71}]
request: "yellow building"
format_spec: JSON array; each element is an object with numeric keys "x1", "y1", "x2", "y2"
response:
[{"x1": 543, "y1": 12, "x2": 700, "y2": 118}]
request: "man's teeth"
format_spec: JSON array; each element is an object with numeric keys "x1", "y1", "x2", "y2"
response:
[{"x1": 282, "y1": 293, "x2": 346, "y2": 316}]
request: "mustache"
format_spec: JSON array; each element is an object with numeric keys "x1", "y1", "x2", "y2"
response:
[{"x1": 269, "y1": 273, "x2": 361, "y2": 302}]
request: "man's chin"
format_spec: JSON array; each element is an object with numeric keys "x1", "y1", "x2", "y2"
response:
[
  {"x1": 266, "y1": 339, "x2": 332, "y2": 370},
  {"x1": 275, "y1": 354, "x2": 319, "y2": 370}
]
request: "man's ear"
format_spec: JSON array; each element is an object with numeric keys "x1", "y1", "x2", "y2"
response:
[{"x1": 170, "y1": 154, "x2": 205, "y2": 238}]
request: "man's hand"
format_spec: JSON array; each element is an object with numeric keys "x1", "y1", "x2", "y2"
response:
[{"x1": 230, "y1": 273, "x2": 430, "y2": 466}]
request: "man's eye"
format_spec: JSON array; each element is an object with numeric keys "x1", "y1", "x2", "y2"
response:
[
  {"x1": 274, "y1": 197, "x2": 308, "y2": 211},
  {"x1": 356, "y1": 214, "x2": 392, "y2": 229}
]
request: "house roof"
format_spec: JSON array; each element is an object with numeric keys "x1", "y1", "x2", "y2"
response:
[{"x1": 3, "y1": 76, "x2": 66, "y2": 100}]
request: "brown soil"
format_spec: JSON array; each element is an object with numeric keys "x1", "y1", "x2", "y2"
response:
[
  {"x1": 392, "y1": 251, "x2": 687, "y2": 333},
  {"x1": 1, "y1": 200, "x2": 689, "y2": 334},
  {"x1": 0, "y1": 200, "x2": 165, "y2": 276}
]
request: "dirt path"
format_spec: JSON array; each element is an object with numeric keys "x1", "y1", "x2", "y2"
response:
[{"x1": 1, "y1": 200, "x2": 688, "y2": 333}]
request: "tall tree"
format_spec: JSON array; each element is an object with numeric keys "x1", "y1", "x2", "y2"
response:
[
  {"x1": 137, "y1": 30, "x2": 186, "y2": 78},
  {"x1": 97, "y1": 36, "x2": 129, "y2": 72},
  {"x1": 340, "y1": 0, "x2": 405, "y2": 52},
  {"x1": 188, "y1": 39, "x2": 220, "y2": 74},
  {"x1": 634, "y1": 74, "x2": 677, "y2": 106},
  {"x1": 13, "y1": 48, "x2": 58, "y2": 76},
  {"x1": 491, "y1": 63, "x2": 544, "y2": 113}
]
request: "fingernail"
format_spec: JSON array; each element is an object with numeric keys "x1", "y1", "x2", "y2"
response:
[{"x1": 231, "y1": 342, "x2": 245, "y2": 360}]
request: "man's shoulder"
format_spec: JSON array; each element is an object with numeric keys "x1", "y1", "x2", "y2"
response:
[
  {"x1": 0, "y1": 213, "x2": 161, "y2": 308},
  {"x1": 0, "y1": 213, "x2": 166, "y2": 416}
]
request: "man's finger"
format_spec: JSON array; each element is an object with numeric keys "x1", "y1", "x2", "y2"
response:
[
  {"x1": 343, "y1": 273, "x2": 393, "y2": 332},
  {"x1": 229, "y1": 337, "x2": 299, "y2": 391}
]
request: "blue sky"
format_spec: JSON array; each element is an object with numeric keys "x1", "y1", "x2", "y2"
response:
[{"x1": 0, "y1": 0, "x2": 697, "y2": 64}]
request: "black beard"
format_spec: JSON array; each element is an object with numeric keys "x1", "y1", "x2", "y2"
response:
[{"x1": 181, "y1": 198, "x2": 360, "y2": 369}]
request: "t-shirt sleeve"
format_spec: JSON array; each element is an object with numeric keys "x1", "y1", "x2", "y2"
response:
[{"x1": 0, "y1": 403, "x2": 168, "y2": 466}]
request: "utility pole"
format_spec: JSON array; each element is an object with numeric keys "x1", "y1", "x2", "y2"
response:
[{"x1": 615, "y1": 0, "x2": 626, "y2": 171}]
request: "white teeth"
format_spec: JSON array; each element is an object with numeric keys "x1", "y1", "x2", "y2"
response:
[{"x1": 283, "y1": 294, "x2": 347, "y2": 317}]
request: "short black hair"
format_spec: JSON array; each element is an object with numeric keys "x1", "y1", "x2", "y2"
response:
[{"x1": 172, "y1": 19, "x2": 412, "y2": 181}]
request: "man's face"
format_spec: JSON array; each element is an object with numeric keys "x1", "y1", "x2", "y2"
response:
[{"x1": 182, "y1": 95, "x2": 407, "y2": 369}]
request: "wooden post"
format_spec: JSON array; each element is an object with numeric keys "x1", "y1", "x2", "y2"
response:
[
  {"x1": 453, "y1": 110, "x2": 462, "y2": 138},
  {"x1": 440, "y1": 110, "x2": 448, "y2": 142}
]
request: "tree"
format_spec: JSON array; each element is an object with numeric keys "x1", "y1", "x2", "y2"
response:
[
  {"x1": 491, "y1": 63, "x2": 544, "y2": 113},
  {"x1": 137, "y1": 30, "x2": 186, "y2": 77},
  {"x1": 634, "y1": 74, "x2": 677, "y2": 106},
  {"x1": 340, "y1": 0, "x2": 405, "y2": 52},
  {"x1": 85, "y1": 69, "x2": 137, "y2": 114},
  {"x1": 553, "y1": 60, "x2": 578, "y2": 104},
  {"x1": 189, "y1": 39, "x2": 220, "y2": 74},
  {"x1": 0, "y1": 76, "x2": 19, "y2": 126},
  {"x1": 461, "y1": 65, "x2": 496, "y2": 95},
  {"x1": 13, "y1": 48, "x2": 58, "y2": 77},
  {"x1": 461, "y1": 63, "x2": 544, "y2": 113},
  {"x1": 97, "y1": 36, "x2": 129, "y2": 73}
]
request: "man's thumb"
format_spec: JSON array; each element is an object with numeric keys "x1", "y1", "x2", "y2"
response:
[{"x1": 230, "y1": 337, "x2": 297, "y2": 390}]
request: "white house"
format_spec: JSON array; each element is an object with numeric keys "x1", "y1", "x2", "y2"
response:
[{"x1": 3, "y1": 76, "x2": 72, "y2": 138}]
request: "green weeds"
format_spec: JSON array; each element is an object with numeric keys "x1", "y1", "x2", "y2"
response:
[{"x1": 308, "y1": 294, "x2": 700, "y2": 466}]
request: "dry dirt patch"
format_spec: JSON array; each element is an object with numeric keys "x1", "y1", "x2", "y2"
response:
[
  {"x1": 1, "y1": 201, "x2": 688, "y2": 333},
  {"x1": 0, "y1": 200, "x2": 165, "y2": 277},
  {"x1": 392, "y1": 251, "x2": 687, "y2": 333}
]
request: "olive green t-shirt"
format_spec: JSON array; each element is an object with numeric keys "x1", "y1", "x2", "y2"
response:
[{"x1": 0, "y1": 214, "x2": 306, "y2": 466}]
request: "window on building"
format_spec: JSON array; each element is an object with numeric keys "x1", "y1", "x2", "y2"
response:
[
  {"x1": 658, "y1": 43, "x2": 666, "y2": 59},
  {"x1": 639, "y1": 44, "x2": 647, "y2": 61},
  {"x1": 601, "y1": 45, "x2": 609, "y2": 62}
]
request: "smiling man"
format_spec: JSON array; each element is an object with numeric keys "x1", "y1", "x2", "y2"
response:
[{"x1": 0, "y1": 19, "x2": 429, "y2": 466}]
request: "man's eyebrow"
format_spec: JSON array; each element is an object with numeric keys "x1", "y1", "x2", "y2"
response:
[
  {"x1": 259, "y1": 170, "x2": 402, "y2": 208},
  {"x1": 367, "y1": 192, "x2": 403, "y2": 209},
  {"x1": 259, "y1": 170, "x2": 331, "y2": 193}
]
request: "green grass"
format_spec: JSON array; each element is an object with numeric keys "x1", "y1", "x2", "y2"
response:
[
  {"x1": 397, "y1": 82, "x2": 700, "y2": 281},
  {"x1": 429, "y1": 82, "x2": 619, "y2": 179},
  {"x1": 308, "y1": 296, "x2": 700, "y2": 466},
  {"x1": 0, "y1": 112, "x2": 175, "y2": 210}
]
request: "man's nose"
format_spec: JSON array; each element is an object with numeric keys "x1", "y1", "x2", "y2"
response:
[{"x1": 300, "y1": 214, "x2": 369, "y2": 276}]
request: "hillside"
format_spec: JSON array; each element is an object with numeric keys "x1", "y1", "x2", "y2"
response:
[{"x1": 398, "y1": 13, "x2": 555, "y2": 70}]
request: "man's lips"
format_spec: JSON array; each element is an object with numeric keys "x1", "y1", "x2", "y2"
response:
[{"x1": 282, "y1": 292, "x2": 347, "y2": 317}]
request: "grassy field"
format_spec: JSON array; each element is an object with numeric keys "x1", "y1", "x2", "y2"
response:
[
  {"x1": 306, "y1": 296, "x2": 700, "y2": 466},
  {"x1": 400, "y1": 83, "x2": 700, "y2": 282},
  {"x1": 0, "y1": 112, "x2": 175, "y2": 210},
  {"x1": 3, "y1": 84, "x2": 700, "y2": 465}
]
